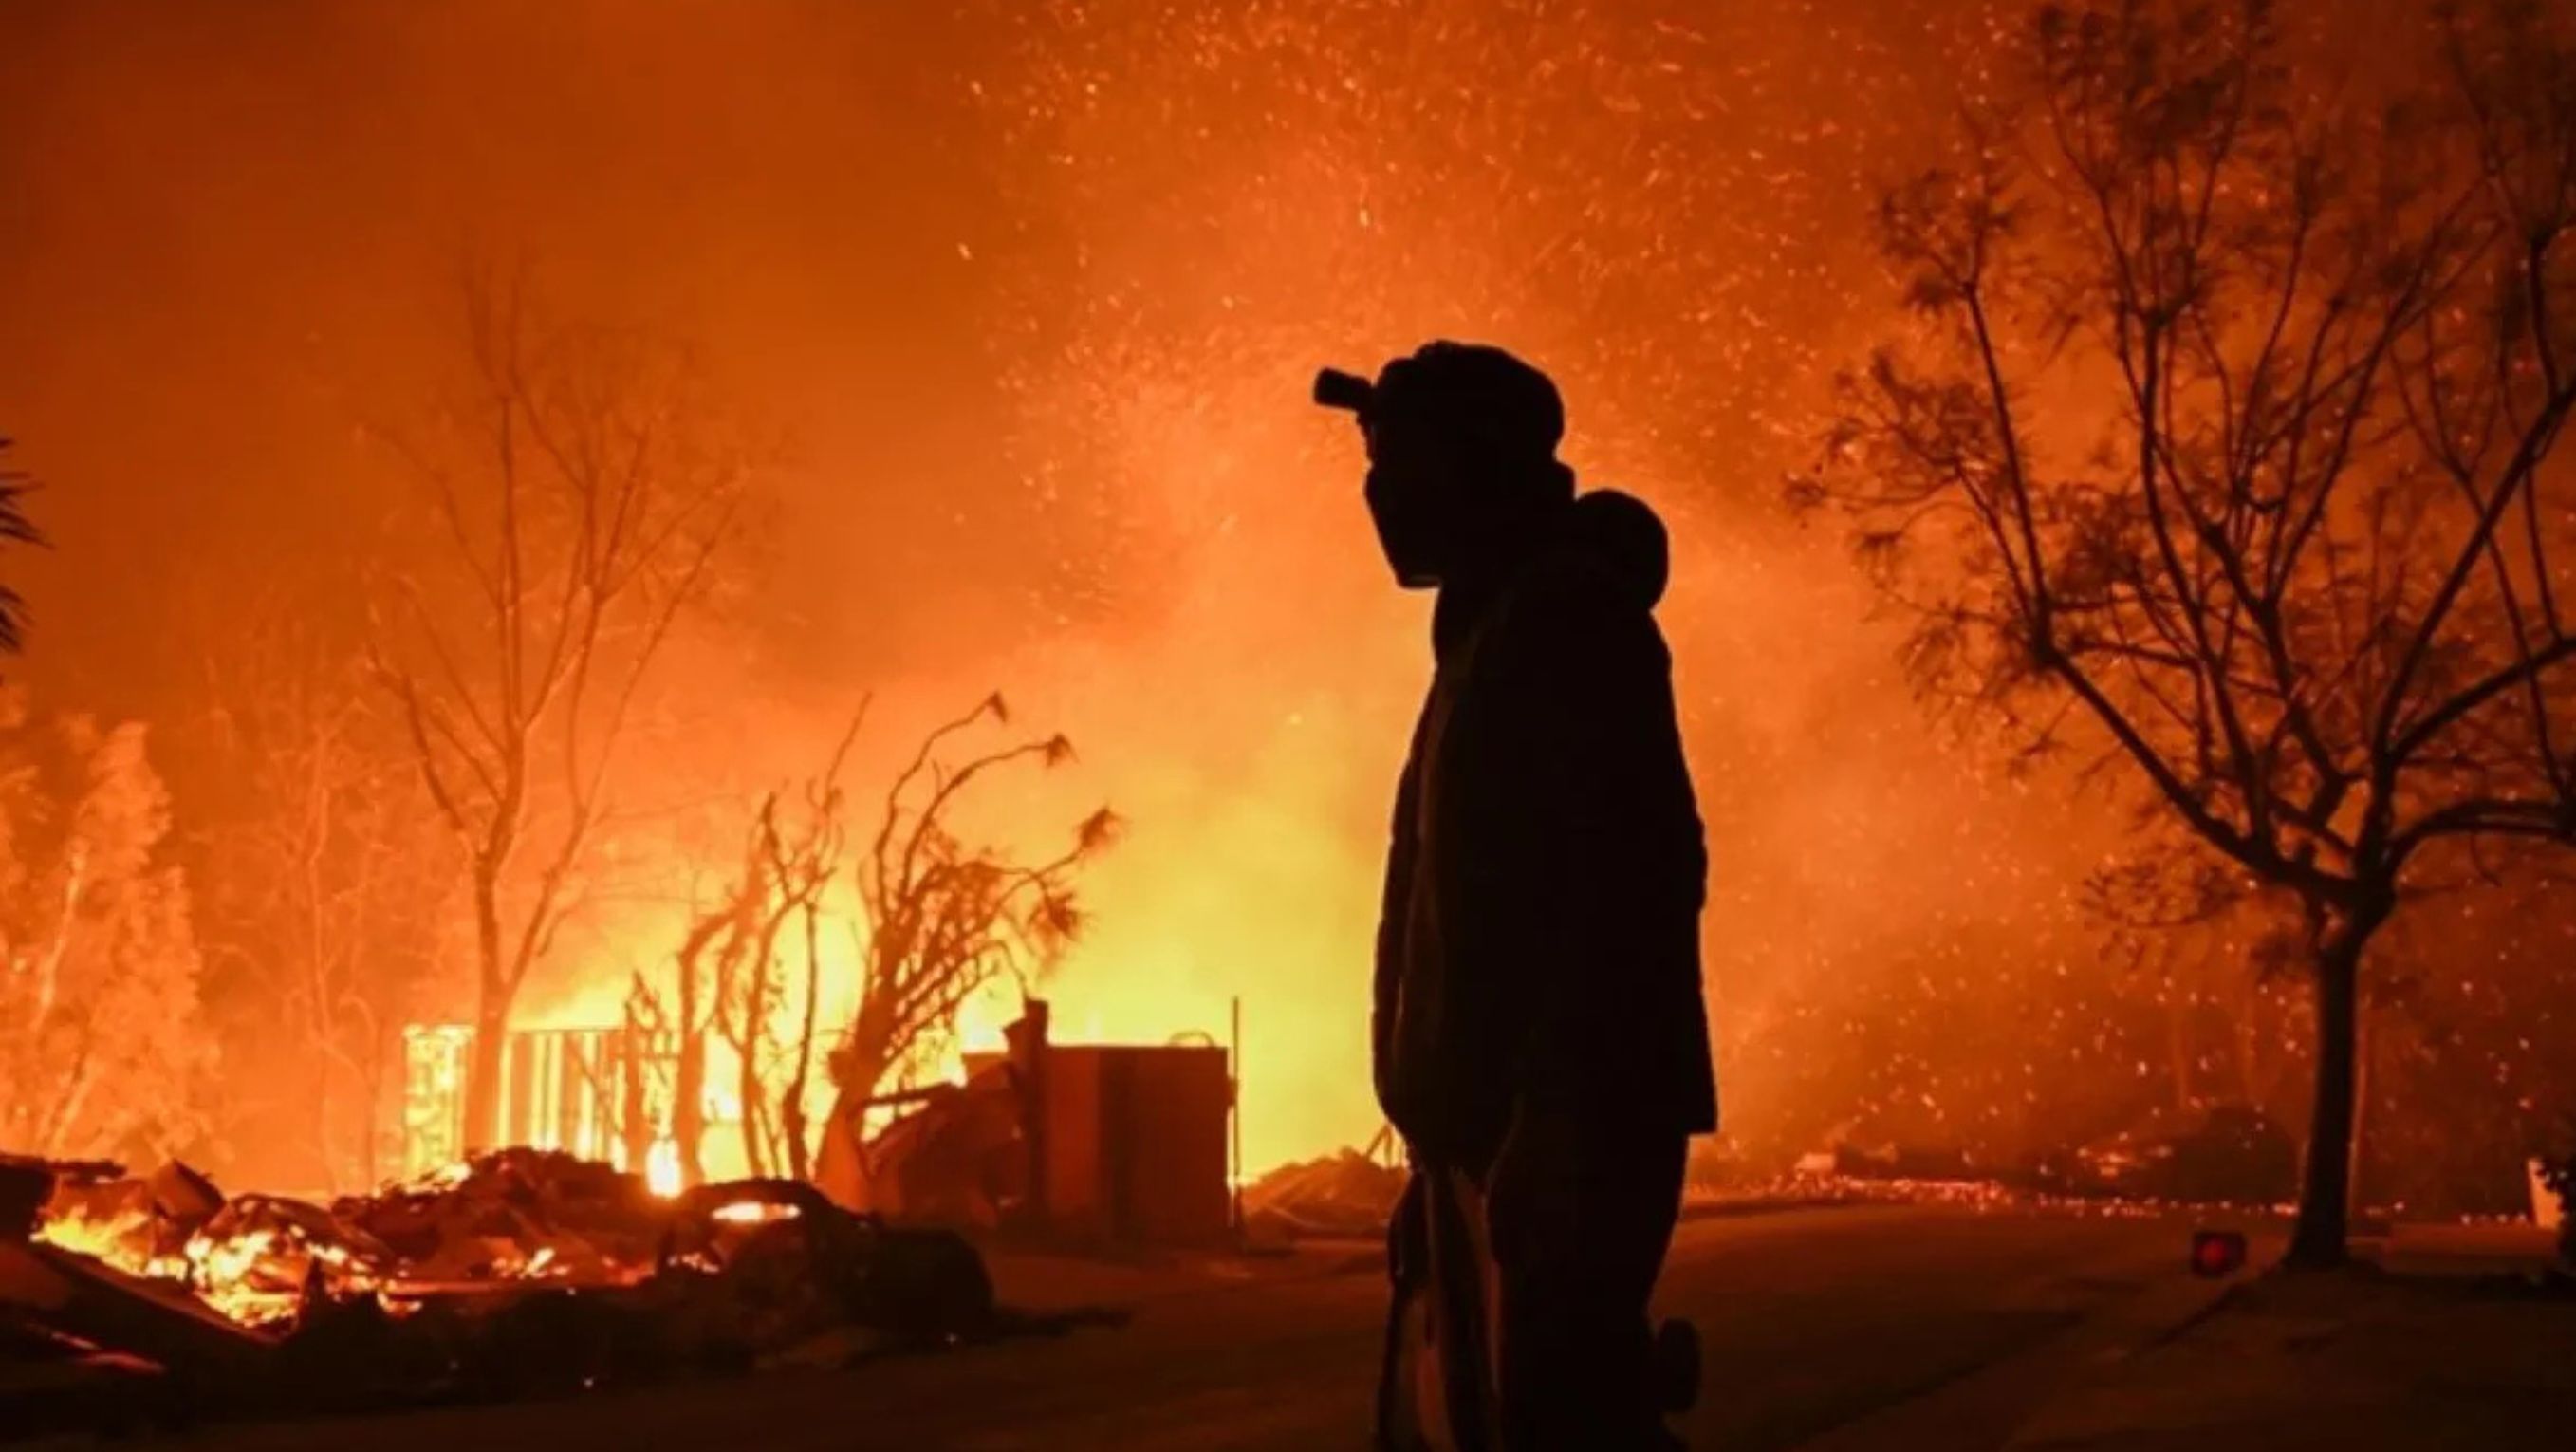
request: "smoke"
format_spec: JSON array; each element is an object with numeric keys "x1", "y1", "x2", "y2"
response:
[{"x1": 0, "y1": 0, "x2": 2316, "y2": 1179}]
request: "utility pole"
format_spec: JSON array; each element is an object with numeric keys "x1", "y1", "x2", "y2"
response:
[{"x1": 1230, "y1": 996, "x2": 1244, "y2": 1236}]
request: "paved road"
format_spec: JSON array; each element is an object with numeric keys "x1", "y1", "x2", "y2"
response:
[{"x1": 130, "y1": 1205, "x2": 2209, "y2": 1451}]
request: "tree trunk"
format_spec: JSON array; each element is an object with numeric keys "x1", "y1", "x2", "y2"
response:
[
  {"x1": 667, "y1": 920, "x2": 724, "y2": 1189},
  {"x1": 464, "y1": 1001, "x2": 509, "y2": 1155},
  {"x1": 736, "y1": 955, "x2": 772, "y2": 1179},
  {"x1": 464, "y1": 875, "x2": 510, "y2": 1150},
  {"x1": 676, "y1": 1023, "x2": 708, "y2": 1190},
  {"x1": 2288, "y1": 932, "x2": 2366, "y2": 1269},
  {"x1": 780, "y1": 1090, "x2": 812, "y2": 1182},
  {"x1": 780, "y1": 905, "x2": 823, "y2": 1182},
  {"x1": 738, "y1": 1077, "x2": 770, "y2": 1180}
]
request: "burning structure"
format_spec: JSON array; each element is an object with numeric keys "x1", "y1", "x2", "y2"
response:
[
  {"x1": 400, "y1": 1024, "x2": 683, "y2": 1184},
  {"x1": 393, "y1": 999, "x2": 1240, "y2": 1251}
]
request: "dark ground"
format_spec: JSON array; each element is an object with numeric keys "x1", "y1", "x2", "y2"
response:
[
  {"x1": 2009, "y1": 1236, "x2": 2576, "y2": 1452},
  {"x1": 83, "y1": 1205, "x2": 2233, "y2": 1451}
]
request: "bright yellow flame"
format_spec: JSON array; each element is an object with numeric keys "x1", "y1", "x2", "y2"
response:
[
  {"x1": 645, "y1": 1138, "x2": 682, "y2": 1198},
  {"x1": 31, "y1": 1210, "x2": 187, "y2": 1280}
]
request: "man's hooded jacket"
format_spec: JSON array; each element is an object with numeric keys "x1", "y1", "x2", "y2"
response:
[{"x1": 1372, "y1": 488, "x2": 1717, "y2": 1171}]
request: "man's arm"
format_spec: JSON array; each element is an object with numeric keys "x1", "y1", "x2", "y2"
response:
[{"x1": 1455, "y1": 570, "x2": 1704, "y2": 1125}]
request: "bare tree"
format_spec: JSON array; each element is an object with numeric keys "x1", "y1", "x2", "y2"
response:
[
  {"x1": 370, "y1": 274, "x2": 744, "y2": 1150},
  {"x1": 690, "y1": 791, "x2": 828, "y2": 1182},
  {"x1": 1799, "y1": 0, "x2": 2576, "y2": 1264},
  {"x1": 822, "y1": 695, "x2": 1116, "y2": 1152},
  {"x1": 195, "y1": 626, "x2": 451, "y2": 1190},
  {"x1": 643, "y1": 713, "x2": 860, "y2": 1186},
  {"x1": 732, "y1": 719, "x2": 861, "y2": 1180},
  {"x1": 778, "y1": 889, "x2": 831, "y2": 1182},
  {"x1": 0, "y1": 696, "x2": 207, "y2": 1159},
  {"x1": 658, "y1": 884, "x2": 748, "y2": 1189}
]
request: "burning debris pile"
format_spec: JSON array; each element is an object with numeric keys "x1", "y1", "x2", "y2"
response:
[
  {"x1": 0, "y1": 1148, "x2": 1000, "y2": 1439},
  {"x1": 23, "y1": 1150, "x2": 684, "y2": 1330},
  {"x1": 341, "y1": 1150, "x2": 668, "y2": 1290}
]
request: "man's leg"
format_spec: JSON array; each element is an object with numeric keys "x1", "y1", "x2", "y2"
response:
[
  {"x1": 1492, "y1": 1127, "x2": 1687, "y2": 1449},
  {"x1": 1381, "y1": 1163, "x2": 1508, "y2": 1452}
]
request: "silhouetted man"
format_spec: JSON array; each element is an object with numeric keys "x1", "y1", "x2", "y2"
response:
[{"x1": 1322, "y1": 343, "x2": 1716, "y2": 1450}]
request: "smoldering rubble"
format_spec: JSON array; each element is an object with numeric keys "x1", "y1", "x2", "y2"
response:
[{"x1": 0, "y1": 1148, "x2": 1032, "y2": 1440}]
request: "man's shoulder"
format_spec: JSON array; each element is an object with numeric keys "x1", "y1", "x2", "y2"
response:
[
  {"x1": 1488, "y1": 555, "x2": 1669, "y2": 667},
  {"x1": 1502, "y1": 491, "x2": 1672, "y2": 633}
]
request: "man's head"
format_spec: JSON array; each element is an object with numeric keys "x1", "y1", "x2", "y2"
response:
[{"x1": 1337, "y1": 342, "x2": 1573, "y2": 589}]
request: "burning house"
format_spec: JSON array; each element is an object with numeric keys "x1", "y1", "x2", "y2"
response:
[{"x1": 400, "y1": 1023, "x2": 684, "y2": 1184}]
